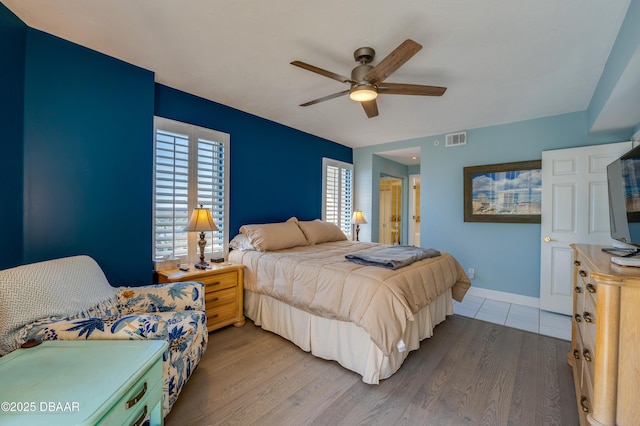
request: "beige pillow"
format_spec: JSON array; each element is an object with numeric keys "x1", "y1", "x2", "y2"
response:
[
  {"x1": 297, "y1": 219, "x2": 348, "y2": 244},
  {"x1": 239, "y1": 221, "x2": 308, "y2": 251}
]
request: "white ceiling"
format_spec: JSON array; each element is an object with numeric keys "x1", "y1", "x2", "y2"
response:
[{"x1": 2, "y1": 0, "x2": 634, "y2": 153}]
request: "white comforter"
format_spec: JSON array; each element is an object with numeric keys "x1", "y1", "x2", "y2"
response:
[{"x1": 229, "y1": 241, "x2": 470, "y2": 355}]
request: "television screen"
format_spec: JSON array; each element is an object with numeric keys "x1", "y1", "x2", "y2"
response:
[{"x1": 607, "y1": 144, "x2": 640, "y2": 248}]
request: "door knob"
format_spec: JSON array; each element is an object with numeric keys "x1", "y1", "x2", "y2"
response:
[{"x1": 543, "y1": 236, "x2": 556, "y2": 242}]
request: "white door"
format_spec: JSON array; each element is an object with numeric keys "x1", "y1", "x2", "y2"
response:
[{"x1": 540, "y1": 141, "x2": 631, "y2": 314}]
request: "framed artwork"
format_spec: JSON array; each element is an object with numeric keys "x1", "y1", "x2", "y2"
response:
[{"x1": 463, "y1": 160, "x2": 542, "y2": 223}]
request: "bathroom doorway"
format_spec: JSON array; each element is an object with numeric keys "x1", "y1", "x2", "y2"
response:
[{"x1": 379, "y1": 176, "x2": 402, "y2": 245}]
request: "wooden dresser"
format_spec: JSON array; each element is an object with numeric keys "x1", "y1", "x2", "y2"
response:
[
  {"x1": 570, "y1": 244, "x2": 640, "y2": 426},
  {"x1": 157, "y1": 263, "x2": 245, "y2": 332}
]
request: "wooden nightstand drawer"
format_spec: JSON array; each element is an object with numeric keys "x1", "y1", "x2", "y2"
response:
[
  {"x1": 207, "y1": 303, "x2": 237, "y2": 326},
  {"x1": 206, "y1": 286, "x2": 236, "y2": 306},
  {"x1": 201, "y1": 271, "x2": 238, "y2": 291}
]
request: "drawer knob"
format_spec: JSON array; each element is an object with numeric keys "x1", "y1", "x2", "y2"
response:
[
  {"x1": 574, "y1": 313, "x2": 582, "y2": 323},
  {"x1": 574, "y1": 260, "x2": 581, "y2": 266},
  {"x1": 212, "y1": 313, "x2": 219, "y2": 318},
  {"x1": 132, "y1": 405, "x2": 148, "y2": 426},
  {"x1": 206, "y1": 281, "x2": 221, "y2": 287},
  {"x1": 574, "y1": 286, "x2": 582, "y2": 294},
  {"x1": 126, "y1": 382, "x2": 147, "y2": 409},
  {"x1": 579, "y1": 270, "x2": 587, "y2": 278},
  {"x1": 583, "y1": 312, "x2": 593, "y2": 323},
  {"x1": 586, "y1": 283, "x2": 596, "y2": 294},
  {"x1": 573, "y1": 349, "x2": 580, "y2": 360},
  {"x1": 583, "y1": 348, "x2": 592, "y2": 363},
  {"x1": 580, "y1": 396, "x2": 589, "y2": 413}
]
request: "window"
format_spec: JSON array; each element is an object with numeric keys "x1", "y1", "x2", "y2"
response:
[
  {"x1": 322, "y1": 157, "x2": 353, "y2": 238},
  {"x1": 153, "y1": 117, "x2": 229, "y2": 262}
]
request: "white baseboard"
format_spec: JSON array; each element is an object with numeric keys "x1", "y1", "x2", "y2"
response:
[{"x1": 465, "y1": 286, "x2": 539, "y2": 308}]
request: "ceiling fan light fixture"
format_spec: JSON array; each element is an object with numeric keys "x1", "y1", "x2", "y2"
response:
[{"x1": 349, "y1": 85, "x2": 378, "y2": 102}]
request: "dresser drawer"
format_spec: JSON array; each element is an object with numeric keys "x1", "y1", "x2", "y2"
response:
[
  {"x1": 576, "y1": 265, "x2": 597, "y2": 303},
  {"x1": 201, "y1": 271, "x2": 238, "y2": 291},
  {"x1": 571, "y1": 325, "x2": 585, "y2": 386},
  {"x1": 98, "y1": 357, "x2": 164, "y2": 425},
  {"x1": 578, "y1": 368, "x2": 594, "y2": 419}
]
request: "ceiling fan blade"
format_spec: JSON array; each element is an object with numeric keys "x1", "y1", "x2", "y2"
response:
[
  {"x1": 299, "y1": 90, "x2": 349, "y2": 107},
  {"x1": 361, "y1": 99, "x2": 379, "y2": 118},
  {"x1": 378, "y1": 83, "x2": 447, "y2": 96},
  {"x1": 364, "y1": 39, "x2": 422, "y2": 84},
  {"x1": 291, "y1": 61, "x2": 353, "y2": 84}
]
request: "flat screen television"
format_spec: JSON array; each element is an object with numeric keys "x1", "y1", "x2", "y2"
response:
[{"x1": 607, "y1": 144, "x2": 640, "y2": 254}]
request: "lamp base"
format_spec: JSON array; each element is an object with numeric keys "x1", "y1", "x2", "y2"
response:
[{"x1": 194, "y1": 262, "x2": 209, "y2": 270}]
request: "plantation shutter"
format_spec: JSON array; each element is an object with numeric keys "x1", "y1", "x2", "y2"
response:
[
  {"x1": 195, "y1": 137, "x2": 226, "y2": 255},
  {"x1": 154, "y1": 117, "x2": 229, "y2": 261},
  {"x1": 154, "y1": 128, "x2": 190, "y2": 259},
  {"x1": 322, "y1": 158, "x2": 353, "y2": 238}
]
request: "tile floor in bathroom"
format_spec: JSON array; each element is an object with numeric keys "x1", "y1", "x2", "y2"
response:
[{"x1": 453, "y1": 294, "x2": 572, "y2": 341}]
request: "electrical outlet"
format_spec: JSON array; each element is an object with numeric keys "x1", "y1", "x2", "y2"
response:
[{"x1": 468, "y1": 268, "x2": 475, "y2": 279}]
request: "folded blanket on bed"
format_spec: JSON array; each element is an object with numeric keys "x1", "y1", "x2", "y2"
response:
[{"x1": 345, "y1": 245, "x2": 441, "y2": 269}]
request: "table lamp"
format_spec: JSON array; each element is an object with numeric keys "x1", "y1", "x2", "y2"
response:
[
  {"x1": 184, "y1": 205, "x2": 218, "y2": 269},
  {"x1": 351, "y1": 210, "x2": 367, "y2": 241}
]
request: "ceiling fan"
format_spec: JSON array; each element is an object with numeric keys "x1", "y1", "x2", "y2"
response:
[{"x1": 291, "y1": 39, "x2": 447, "y2": 118}]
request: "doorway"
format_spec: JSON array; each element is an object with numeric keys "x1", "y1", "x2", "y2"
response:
[
  {"x1": 409, "y1": 175, "x2": 420, "y2": 247},
  {"x1": 379, "y1": 176, "x2": 402, "y2": 245}
]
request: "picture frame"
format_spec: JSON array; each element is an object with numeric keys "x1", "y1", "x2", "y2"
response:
[{"x1": 463, "y1": 160, "x2": 542, "y2": 223}]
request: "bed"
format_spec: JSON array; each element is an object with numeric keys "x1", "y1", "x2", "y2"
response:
[{"x1": 228, "y1": 218, "x2": 471, "y2": 384}]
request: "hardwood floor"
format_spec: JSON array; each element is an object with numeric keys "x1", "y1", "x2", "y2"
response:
[{"x1": 166, "y1": 315, "x2": 577, "y2": 426}]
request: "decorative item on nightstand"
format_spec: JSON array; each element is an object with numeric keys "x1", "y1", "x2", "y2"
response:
[
  {"x1": 184, "y1": 204, "x2": 218, "y2": 270},
  {"x1": 352, "y1": 210, "x2": 367, "y2": 241}
]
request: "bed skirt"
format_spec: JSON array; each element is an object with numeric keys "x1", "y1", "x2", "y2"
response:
[{"x1": 243, "y1": 288, "x2": 453, "y2": 384}]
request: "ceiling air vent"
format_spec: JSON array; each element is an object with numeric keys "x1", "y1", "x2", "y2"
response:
[{"x1": 445, "y1": 131, "x2": 467, "y2": 147}]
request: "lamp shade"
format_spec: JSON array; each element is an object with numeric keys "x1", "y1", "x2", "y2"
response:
[
  {"x1": 184, "y1": 205, "x2": 219, "y2": 232},
  {"x1": 351, "y1": 210, "x2": 367, "y2": 224}
]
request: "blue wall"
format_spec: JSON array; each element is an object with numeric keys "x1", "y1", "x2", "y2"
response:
[
  {"x1": 154, "y1": 85, "x2": 352, "y2": 236},
  {"x1": 355, "y1": 111, "x2": 632, "y2": 298},
  {"x1": 2, "y1": 6, "x2": 352, "y2": 285},
  {"x1": 0, "y1": 3, "x2": 25, "y2": 269},
  {"x1": 22, "y1": 29, "x2": 156, "y2": 285}
]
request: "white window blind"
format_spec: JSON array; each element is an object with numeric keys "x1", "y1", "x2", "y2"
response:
[
  {"x1": 322, "y1": 158, "x2": 353, "y2": 238},
  {"x1": 153, "y1": 117, "x2": 229, "y2": 262}
]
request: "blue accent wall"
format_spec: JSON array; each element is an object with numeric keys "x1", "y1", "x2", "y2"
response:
[
  {"x1": 154, "y1": 84, "x2": 352, "y2": 236},
  {"x1": 1, "y1": 10, "x2": 351, "y2": 285},
  {"x1": 0, "y1": 4, "x2": 25, "y2": 269},
  {"x1": 22, "y1": 29, "x2": 155, "y2": 285}
]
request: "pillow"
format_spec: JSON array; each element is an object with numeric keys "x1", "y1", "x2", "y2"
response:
[
  {"x1": 229, "y1": 234, "x2": 255, "y2": 251},
  {"x1": 297, "y1": 219, "x2": 348, "y2": 244},
  {"x1": 239, "y1": 221, "x2": 308, "y2": 251}
]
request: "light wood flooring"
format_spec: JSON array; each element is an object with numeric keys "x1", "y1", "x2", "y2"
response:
[{"x1": 166, "y1": 315, "x2": 577, "y2": 426}]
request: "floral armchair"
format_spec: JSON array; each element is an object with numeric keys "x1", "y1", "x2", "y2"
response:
[{"x1": 0, "y1": 255, "x2": 207, "y2": 416}]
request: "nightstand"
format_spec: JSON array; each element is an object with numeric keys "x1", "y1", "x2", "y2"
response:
[{"x1": 157, "y1": 263, "x2": 245, "y2": 332}]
